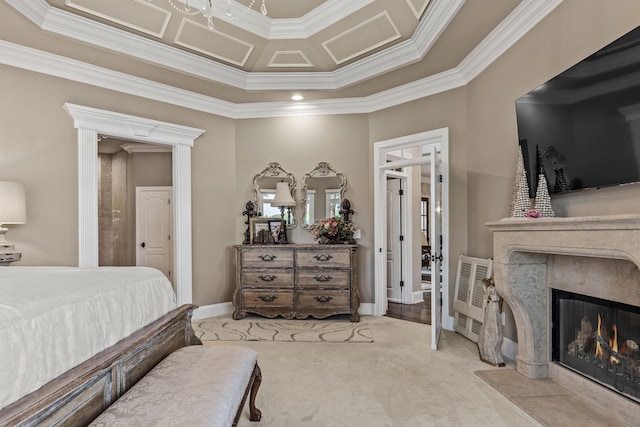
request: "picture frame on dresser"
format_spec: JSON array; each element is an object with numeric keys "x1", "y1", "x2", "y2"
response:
[
  {"x1": 269, "y1": 219, "x2": 287, "y2": 244},
  {"x1": 250, "y1": 218, "x2": 272, "y2": 244},
  {"x1": 250, "y1": 218, "x2": 286, "y2": 244}
]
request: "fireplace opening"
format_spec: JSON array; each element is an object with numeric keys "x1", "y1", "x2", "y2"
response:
[{"x1": 552, "y1": 289, "x2": 640, "y2": 403}]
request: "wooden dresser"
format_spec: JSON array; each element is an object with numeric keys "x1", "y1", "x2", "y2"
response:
[{"x1": 233, "y1": 244, "x2": 360, "y2": 322}]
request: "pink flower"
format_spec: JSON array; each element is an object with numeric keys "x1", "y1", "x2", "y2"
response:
[
  {"x1": 525, "y1": 209, "x2": 542, "y2": 218},
  {"x1": 311, "y1": 216, "x2": 355, "y2": 243}
]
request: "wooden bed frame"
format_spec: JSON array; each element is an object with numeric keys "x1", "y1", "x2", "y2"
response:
[{"x1": 0, "y1": 304, "x2": 201, "y2": 427}]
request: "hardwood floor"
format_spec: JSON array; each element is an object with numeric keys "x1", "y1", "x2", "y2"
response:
[{"x1": 385, "y1": 298, "x2": 431, "y2": 325}]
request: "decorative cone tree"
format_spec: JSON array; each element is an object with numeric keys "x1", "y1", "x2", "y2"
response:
[
  {"x1": 534, "y1": 173, "x2": 555, "y2": 217},
  {"x1": 510, "y1": 150, "x2": 532, "y2": 218}
]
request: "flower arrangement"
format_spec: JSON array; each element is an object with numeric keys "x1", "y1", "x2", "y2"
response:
[{"x1": 311, "y1": 216, "x2": 355, "y2": 244}]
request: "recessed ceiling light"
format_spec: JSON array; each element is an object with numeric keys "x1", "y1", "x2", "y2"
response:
[{"x1": 291, "y1": 94, "x2": 304, "y2": 101}]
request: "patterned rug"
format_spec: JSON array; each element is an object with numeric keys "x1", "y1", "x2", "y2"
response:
[{"x1": 193, "y1": 318, "x2": 373, "y2": 343}]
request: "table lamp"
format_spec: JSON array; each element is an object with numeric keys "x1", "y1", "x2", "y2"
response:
[{"x1": 270, "y1": 181, "x2": 296, "y2": 224}]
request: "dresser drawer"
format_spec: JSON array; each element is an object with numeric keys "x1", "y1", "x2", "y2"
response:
[
  {"x1": 296, "y1": 269, "x2": 349, "y2": 288},
  {"x1": 243, "y1": 290, "x2": 294, "y2": 309},
  {"x1": 296, "y1": 249, "x2": 351, "y2": 268},
  {"x1": 297, "y1": 290, "x2": 350, "y2": 310},
  {"x1": 242, "y1": 248, "x2": 293, "y2": 268},
  {"x1": 242, "y1": 270, "x2": 293, "y2": 288}
]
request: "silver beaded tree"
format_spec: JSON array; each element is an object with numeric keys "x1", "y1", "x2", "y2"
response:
[
  {"x1": 510, "y1": 150, "x2": 532, "y2": 217},
  {"x1": 534, "y1": 173, "x2": 555, "y2": 217}
]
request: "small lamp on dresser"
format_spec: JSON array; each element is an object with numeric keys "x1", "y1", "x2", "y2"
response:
[
  {"x1": 0, "y1": 181, "x2": 26, "y2": 265},
  {"x1": 270, "y1": 181, "x2": 296, "y2": 225}
]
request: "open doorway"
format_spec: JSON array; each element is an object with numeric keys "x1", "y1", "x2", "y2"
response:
[
  {"x1": 97, "y1": 138, "x2": 174, "y2": 287},
  {"x1": 385, "y1": 175, "x2": 435, "y2": 325},
  {"x1": 65, "y1": 103, "x2": 204, "y2": 305},
  {"x1": 374, "y1": 128, "x2": 450, "y2": 350}
]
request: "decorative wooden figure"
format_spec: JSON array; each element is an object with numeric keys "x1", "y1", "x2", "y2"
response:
[{"x1": 477, "y1": 276, "x2": 505, "y2": 367}]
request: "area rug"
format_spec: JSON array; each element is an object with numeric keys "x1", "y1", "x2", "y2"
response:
[{"x1": 193, "y1": 318, "x2": 373, "y2": 343}]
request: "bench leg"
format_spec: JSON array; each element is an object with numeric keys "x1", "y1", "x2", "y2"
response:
[
  {"x1": 233, "y1": 362, "x2": 262, "y2": 426},
  {"x1": 249, "y1": 364, "x2": 262, "y2": 422}
]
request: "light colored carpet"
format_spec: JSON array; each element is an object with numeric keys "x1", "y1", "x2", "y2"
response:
[
  {"x1": 204, "y1": 315, "x2": 542, "y2": 427},
  {"x1": 193, "y1": 317, "x2": 373, "y2": 343}
]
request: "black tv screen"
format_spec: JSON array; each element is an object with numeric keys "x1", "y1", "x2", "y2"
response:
[{"x1": 515, "y1": 25, "x2": 640, "y2": 196}]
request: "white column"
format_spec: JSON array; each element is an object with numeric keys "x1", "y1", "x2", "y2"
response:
[
  {"x1": 173, "y1": 144, "x2": 193, "y2": 305},
  {"x1": 78, "y1": 128, "x2": 99, "y2": 268}
]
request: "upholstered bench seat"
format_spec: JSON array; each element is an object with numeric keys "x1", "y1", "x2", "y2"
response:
[{"x1": 89, "y1": 345, "x2": 262, "y2": 427}]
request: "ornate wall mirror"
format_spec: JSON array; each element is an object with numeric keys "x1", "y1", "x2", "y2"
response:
[
  {"x1": 252, "y1": 162, "x2": 297, "y2": 229},
  {"x1": 301, "y1": 162, "x2": 347, "y2": 229}
]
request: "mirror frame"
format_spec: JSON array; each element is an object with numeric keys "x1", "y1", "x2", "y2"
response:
[
  {"x1": 300, "y1": 162, "x2": 347, "y2": 229},
  {"x1": 252, "y1": 162, "x2": 297, "y2": 229}
]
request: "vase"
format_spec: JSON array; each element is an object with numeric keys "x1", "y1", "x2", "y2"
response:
[
  {"x1": 318, "y1": 237, "x2": 338, "y2": 244},
  {"x1": 318, "y1": 236, "x2": 353, "y2": 245}
]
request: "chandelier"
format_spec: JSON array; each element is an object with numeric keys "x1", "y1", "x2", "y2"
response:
[{"x1": 156, "y1": 0, "x2": 268, "y2": 29}]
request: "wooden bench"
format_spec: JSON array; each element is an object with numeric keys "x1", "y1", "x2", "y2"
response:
[{"x1": 89, "y1": 345, "x2": 262, "y2": 427}]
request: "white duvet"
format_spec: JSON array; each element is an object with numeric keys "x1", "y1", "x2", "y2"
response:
[{"x1": 0, "y1": 266, "x2": 177, "y2": 409}]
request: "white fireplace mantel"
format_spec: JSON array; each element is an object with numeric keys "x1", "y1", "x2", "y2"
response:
[
  {"x1": 486, "y1": 214, "x2": 640, "y2": 378},
  {"x1": 486, "y1": 214, "x2": 640, "y2": 424}
]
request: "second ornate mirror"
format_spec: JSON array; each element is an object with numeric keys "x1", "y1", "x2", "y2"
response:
[
  {"x1": 252, "y1": 162, "x2": 297, "y2": 229},
  {"x1": 301, "y1": 162, "x2": 347, "y2": 229}
]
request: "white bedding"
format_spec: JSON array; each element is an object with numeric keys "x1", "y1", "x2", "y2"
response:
[{"x1": 0, "y1": 266, "x2": 177, "y2": 409}]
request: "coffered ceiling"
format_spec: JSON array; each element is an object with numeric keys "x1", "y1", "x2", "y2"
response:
[
  {"x1": 47, "y1": 0, "x2": 432, "y2": 73},
  {"x1": 2, "y1": 0, "x2": 562, "y2": 106}
]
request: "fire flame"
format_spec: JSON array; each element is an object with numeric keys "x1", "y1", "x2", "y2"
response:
[
  {"x1": 596, "y1": 314, "x2": 603, "y2": 358},
  {"x1": 595, "y1": 313, "x2": 620, "y2": 364},
  {"x1": 611, "y1": 325, "x2": 619, "y2": 364}
]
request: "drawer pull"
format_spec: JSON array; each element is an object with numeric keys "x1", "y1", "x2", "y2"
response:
[
  {"x1": 259, "y1": 275, "x2": 277, "y2": 282},
  {"x1": 314, "y1": 275, "x2": 333, "y2": 282},
  {"x1": 258, "y1": 295, "x2": 277, "y2": 302},
  {"x1": 313, "y1": 254, "x2": 333, "y2": 262},
  {"x1": 258, "y1": 254, "x2": 277, "y2": 262},
  {"x1": 315, "y1": 296, "x2": 333, "y2": 303}
]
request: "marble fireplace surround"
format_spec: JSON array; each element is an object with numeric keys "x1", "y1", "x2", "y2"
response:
[{"x1": 486, "y1": 214, "x2": 640, "y2": 421}]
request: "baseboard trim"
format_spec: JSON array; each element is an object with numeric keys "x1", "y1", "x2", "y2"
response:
[
  {"x1": 193, "y1": 302, "x2": 234, "y2": 320},
  {"x1": 359, "y1": 303, "x2": 375, "y2": 316}
]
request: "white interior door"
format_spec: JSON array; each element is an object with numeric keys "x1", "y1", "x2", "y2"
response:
[
  {"x1": 386, "y1": 177, "x2": 403, "y2": 302},
  {"x1": 136, "y1": 187, "x2": 173, "y2": 286},
  {"x1": 374, "y1": 128, "x2": 451, "y2": 347},
  {"x1": 428, "y1": 144, "x2": 443, "y2": 350}
]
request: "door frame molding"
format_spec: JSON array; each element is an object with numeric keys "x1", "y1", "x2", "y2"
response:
[
  {"x1": 64, "y1": 103, "x2": 205, "y2": 305},
  {"x1": 373, "y1": 127, "x2": 452, "y2": 329}
]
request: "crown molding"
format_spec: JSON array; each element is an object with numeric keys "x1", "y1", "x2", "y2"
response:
[
  {"x1": 267, "y1": 0, "x2": 376, "y2": 39},
  {"x1": 0, "y1": 0, "x2": 563, "y2": 119},
  {"x1": 64, "y1": 102, "x2": 205, "y2": 145},
  {"x1": 457, "y1": 0, "x2": 563, "y2": 82},
  {"x1": 4, "y1": 0, "x2": 465, "y2": 91},
  {"x1": 154, "y1": 0, "x2": 376, "y2": 40},
  {"x1": 244, "y1": 0, "x2": 467, "y2": 90}
]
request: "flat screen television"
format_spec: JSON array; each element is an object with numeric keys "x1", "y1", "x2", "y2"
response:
[{"x1": 515, "y1": 25, "x2": 640, "y2": 197}]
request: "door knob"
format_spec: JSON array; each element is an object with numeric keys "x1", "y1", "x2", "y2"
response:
[{"x1": 141, "y1": 242, "x2": 146, "y2": 248}]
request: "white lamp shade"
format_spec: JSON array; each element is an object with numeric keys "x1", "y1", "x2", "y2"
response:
[
  {"x1": 271, "y1": 182, "x2": 296, "y2": 207},
  {"x1": 0, "y1": 181, "x2": 26, "y2": 224}
]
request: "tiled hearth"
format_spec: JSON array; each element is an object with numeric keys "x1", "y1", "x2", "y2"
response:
[{"x1": 486, "y1": 215, "x2": 640, "y2": 425}]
